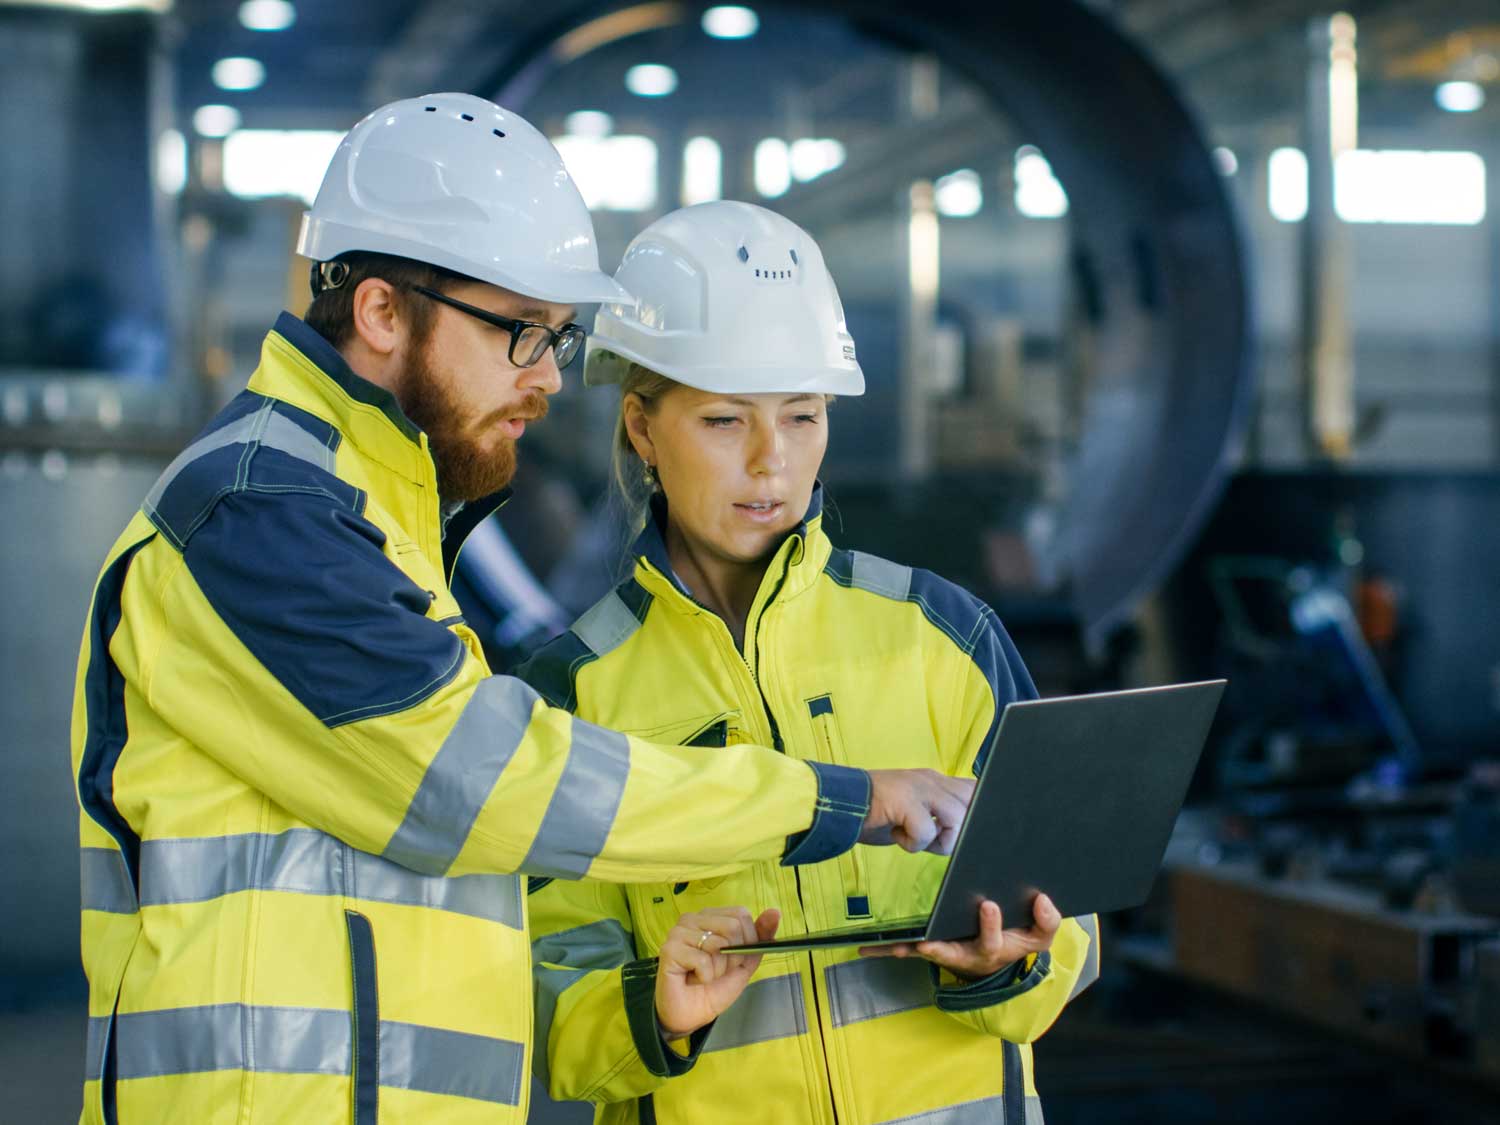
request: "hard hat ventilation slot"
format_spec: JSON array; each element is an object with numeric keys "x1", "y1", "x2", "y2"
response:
[
  {"x1": 424, "y1": 106, "x2": 437, "y2": 112},
  {"x1": 737, "y1": 246, "x2": 749, "y2": 263},
  {"x1": 493, "y1": 129, "x2": 506, "y2": 138},
  {"x1": 790, "y1": 249, "x2": 799, "y2": 264}
]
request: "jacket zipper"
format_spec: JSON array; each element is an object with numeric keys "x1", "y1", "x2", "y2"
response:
[
  {"x1": 748, "y1": 566, "x2": 842, "y2": 1125},
  {"x1": 648, "y1": 545, "x2": 843, "y2": 1123}
]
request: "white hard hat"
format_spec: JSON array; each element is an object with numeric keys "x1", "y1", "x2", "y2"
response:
[
  {"x1": 297, "y1": 92, "x2": 631, "y2": 306},
  {"x1": 584, "y1": 201, "x2": 864, "y2": 396}
]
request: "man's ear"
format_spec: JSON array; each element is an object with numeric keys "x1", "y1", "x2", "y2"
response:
[
  {"x1": 622, "y1": 392, "x2": 658, "y2": 467},
  {"x1": 350, "y1": 278, "x2": 405, "y2": 357}
]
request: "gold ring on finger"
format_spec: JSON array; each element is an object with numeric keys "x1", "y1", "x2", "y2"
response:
[{"x1": 696, "y1": 930, "x2": 713, "y2": 951}]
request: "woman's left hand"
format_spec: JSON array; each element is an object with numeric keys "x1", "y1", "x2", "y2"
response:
[{"x1": 857, "y1": 894, "x2": 1062, "y2": 981}]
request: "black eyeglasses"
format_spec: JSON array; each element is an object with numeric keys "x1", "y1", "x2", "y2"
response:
[{"x1": 412, "y1": 285, "x2": 587, "y2": 369}]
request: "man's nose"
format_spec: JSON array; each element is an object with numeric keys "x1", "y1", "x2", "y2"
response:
[{"x1": 520, "y1": 349, "x2": 563, "y2": 396}]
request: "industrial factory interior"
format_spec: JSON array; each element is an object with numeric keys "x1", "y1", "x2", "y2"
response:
[{"x1": 3, "y1": 0, "x2": 1500, "y2": 1121}]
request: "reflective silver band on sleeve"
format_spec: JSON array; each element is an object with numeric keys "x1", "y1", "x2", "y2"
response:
[
  {"x1": 382, "y1": 676, "x2": 540, "y2": 876},
  {"x1": 518, "y1": 717, "x2": 630, "y2": 880}
]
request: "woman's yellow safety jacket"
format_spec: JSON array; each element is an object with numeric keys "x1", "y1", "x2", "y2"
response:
[
  {"x1": 520, "y1": 494, "x2": 1101, "y2": 1125},
  {"x1": 69, "y1": 314, "x2": 869, "y2": 1124}
]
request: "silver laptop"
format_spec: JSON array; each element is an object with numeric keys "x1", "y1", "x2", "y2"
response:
[{"x1": 727, "y1": 680, "x2": 1226, "y2": 953}]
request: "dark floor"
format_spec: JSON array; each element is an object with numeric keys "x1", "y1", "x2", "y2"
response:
[{"x1": 6, "y1": 962, "x2": 1499, "y2": 1124}]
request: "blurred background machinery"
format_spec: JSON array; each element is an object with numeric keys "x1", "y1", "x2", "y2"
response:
[{"x1": 3, "y1": 0, "x2": 1500, "y2": 1121}]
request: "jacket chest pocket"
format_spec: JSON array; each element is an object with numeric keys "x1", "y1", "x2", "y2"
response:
[{"x1": 805, "y1": 694, "x2": 871, "y2": 920}]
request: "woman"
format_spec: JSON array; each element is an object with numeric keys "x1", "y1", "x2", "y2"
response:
[{"x1": 521, "y1": 201, "x2": 1099, "y2": 1124}]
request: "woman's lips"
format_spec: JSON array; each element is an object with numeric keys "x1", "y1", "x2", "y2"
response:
[{"x1": 733, "y1": 500, "x2": 785, "y2": 523}]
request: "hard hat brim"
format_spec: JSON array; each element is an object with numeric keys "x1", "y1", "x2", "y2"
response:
[{"x1": 298, "y1": 215, "x2": 635, "y2": 308}]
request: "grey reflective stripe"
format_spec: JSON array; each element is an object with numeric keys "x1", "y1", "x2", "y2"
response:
[
  {"x1": 824, "y1": 957, "x2": 932, "y2": 1028},
  {"x1": 114, "y1": 1004, "x2": 349, "y2": 1079},
  {"x1": 99, "y1": 1004, "x2": 524, "y2": 1104},
  {"x1": 531, "y1": 919, "x2": 634, "y2": 1088},
  {"x1": 520, "y1": 717, "x2": 630, "y2": 880},
  {"x1": 570, "y1": 589, "x2": 642, "y2": 656},
  {"x1": 143, "y1": 403, "x2": 338, "y2": 517},
  {"x1": 80, "y1": 847, "x2": 137, "y2": 914},
  {"x1": 874, "y1": 1095, "x2": 1027, "y2": 1124},
  {"x1": 1069, "y1": 914, "x2": 1101, "y2": 1001},
  {"x1": 261, "y1": 410, "x2": 337, "y2": 473},
  {"x1": 143, "y1": 410, "x2": 265, "y2": 514},
  {"x1": 383, "y1": 676, "x2": 540, "y2": 875},
  {"x1": 125, "y1": 830, "x2": 520, "y2": 928},
  {"x1": 85, "y1": 1016, "x2": 110, "y2": 1082},
  {"x1": 704, "y1": 972, "x2": 806, "y2": 1052},
  {"x1": 381, "y1": 1020, "x2": 525, "y2": 1106},
  {"x1": 849, "y1": 551, "x2": 913, "y2": 602}
]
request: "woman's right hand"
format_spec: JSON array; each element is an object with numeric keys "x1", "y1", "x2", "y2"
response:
[{"x1": 655, "y1": 906, "x2": 781, "y2": 1039}]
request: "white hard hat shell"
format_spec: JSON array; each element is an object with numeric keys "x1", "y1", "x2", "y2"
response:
[
  {"x1": 584, "y1": 201, "x2": 864, "y2": 396},
  {"x1": 298, "y1": 92, "x2": 631, "y2": 306}
]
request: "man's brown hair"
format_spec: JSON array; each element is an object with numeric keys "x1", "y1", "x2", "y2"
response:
[{"x1": 303, "y1": 252, "x2": 456, "y2": 349}]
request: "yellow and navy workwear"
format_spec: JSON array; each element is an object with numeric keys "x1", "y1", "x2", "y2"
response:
[
  {"x1": 70, "y1": 313, "x2": 869, "y2": 1125},
  {"x1": 520, "y1": 494, "x2": 1102, "y2": 1125}
]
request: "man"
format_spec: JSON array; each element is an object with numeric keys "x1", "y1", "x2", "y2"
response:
[{"x1": 70, "y1": 92, "x2": 972, "y2": 1124}]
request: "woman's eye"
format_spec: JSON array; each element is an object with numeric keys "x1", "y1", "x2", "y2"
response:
[
  {"x1": 703, "y1": 416, "x2": 740, "y2": 428},
  {"x1": 792, "y1": 413, "x2": 820, "y2": 425}
]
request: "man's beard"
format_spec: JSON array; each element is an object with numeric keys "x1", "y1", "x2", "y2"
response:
[{"x1": 398, "y1": 338, "x2": 548, "y2": 503}]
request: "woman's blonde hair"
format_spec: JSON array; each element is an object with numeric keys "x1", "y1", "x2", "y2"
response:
[{"x1": 610, "y1": 363, "x2": 681, "y2": 535}]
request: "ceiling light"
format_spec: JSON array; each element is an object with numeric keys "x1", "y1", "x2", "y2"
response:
[
  {"x1": 702, "y1": 6, "x2": 758, "y2": 39},
  {"x1": 564, "y1": 110, "x2": 614, "y2": 138},
  {"x1": 1435, "y1": 81, "x2": 1485, "y2": 113},
  {"x1": 212, "y1": 57, "x2": 265, "y2": 92},
  {"x1": 238, "y1": 0, "x2": 295, "y2": 31},
  {"x1": 193, "y1": 104, "x2": 241, "y2": 139},
  {"x1": 625, "y1": 63, "x2": 678, "y2": 97}
]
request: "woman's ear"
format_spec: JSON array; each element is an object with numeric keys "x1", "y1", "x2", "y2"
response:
[{"x1": 622, "y1": 393, "x2": 659, "y2": 467}]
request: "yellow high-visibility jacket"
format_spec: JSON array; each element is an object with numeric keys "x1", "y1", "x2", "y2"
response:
[
  {"x1": 70, "y1": 313, "x2": 869, "y2": 1125},
  {"x1": 520, "y1": 495, "x2": 1101, "y2": 1125}
]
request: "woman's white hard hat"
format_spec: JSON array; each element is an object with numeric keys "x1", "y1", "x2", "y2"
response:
[
  {"x1": 297, "y1": 92, "x2": 632, "y2": 306},
  {"x1": 584, "y1": 201, "x2": 864, "y2": 396}
]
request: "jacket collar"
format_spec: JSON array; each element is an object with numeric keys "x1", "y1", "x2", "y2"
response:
[
  {"x1": 631, "y1": 483, "x2": 832, "y2": 611},
  {"x1": 248, "y1": 312, "x2": 508, "y2": 580}
]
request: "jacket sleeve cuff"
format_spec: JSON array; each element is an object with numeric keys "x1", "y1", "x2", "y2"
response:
[
  {"x1": 781, "y1": 762, "x2": 870, "y2": 866},
  {"x1": 621, "y1": 959, "x2": 713, "y2": 1078},
  {"x1": 931, "y1": 951, "x2": 1052, "y2": 1013}
]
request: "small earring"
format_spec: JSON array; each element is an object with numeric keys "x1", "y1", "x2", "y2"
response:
[{"x1": 642, "y1": 462, "x2": 657, "y2": 489}]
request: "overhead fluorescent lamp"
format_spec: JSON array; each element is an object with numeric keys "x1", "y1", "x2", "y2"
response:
[
  {"x1": 1435, "y1": 81, "x2": 1484, "y2": 113},
  {"x1": 212, "y1": 57, "x2": 265, "y2": 92},
  {"x1": 564, "y1": 110, "x2": 613, "y2": 138},
  {"x1": 625, "y1": 63, "x2": 678, "y2": 97},
  {"x1": 238, "y1": 0, "x2": 294, "y2": 31},
  {"x1": 193, "y1": 104, "x2": 241, "y2": 138},
  {"x1": 702, "y1": 6, "x2": 757, "y2": 39}
]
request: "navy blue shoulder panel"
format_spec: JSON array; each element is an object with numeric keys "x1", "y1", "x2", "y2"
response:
[
  {"x1": 513, "y1": 575, "x2": 654, "y2": 713},
  {"x1": 825, "y1": 547, "x2": 1037, "y2": 774},
  {"x1": 144, "y1": 393, "x2": 360, "y2": 550},
  {"x1": 512, "y1": 630, "x2": 593, "y2": 713},
  {"x1": 183, "y1": 486, "x2": 468, "y2": 728},
  {"x1": 155, "y1": 394, "x2": 466, "y2": 728}
]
